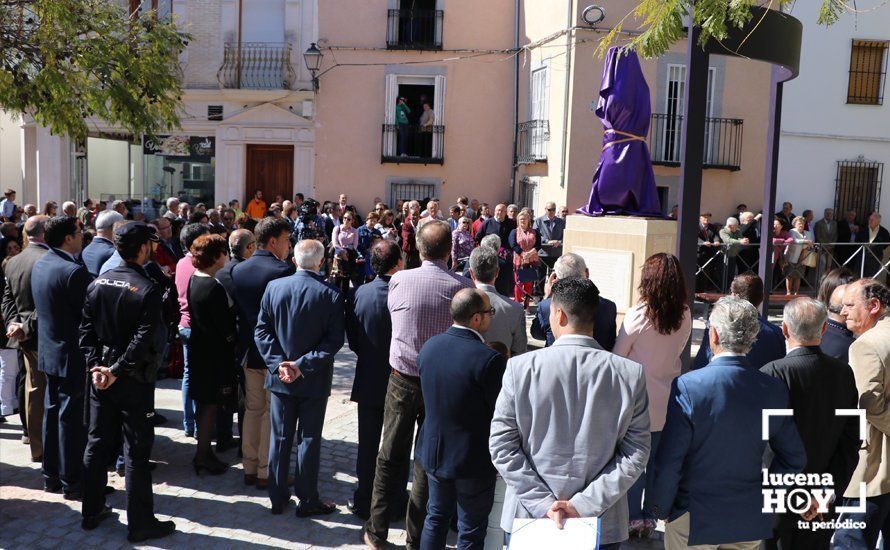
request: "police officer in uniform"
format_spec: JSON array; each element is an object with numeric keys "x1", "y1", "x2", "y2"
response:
[{"x1": 79, "y1": 222, "x2": 175, "y2": 542}]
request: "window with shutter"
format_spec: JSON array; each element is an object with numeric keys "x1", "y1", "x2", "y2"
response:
[{"x1": 847, "y1": 39, "x2": 889, "y2": 105}]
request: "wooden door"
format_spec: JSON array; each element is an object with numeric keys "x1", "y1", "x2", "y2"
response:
[{"x1": 245, "y1": 144, "x2": 294, "y2": 204}]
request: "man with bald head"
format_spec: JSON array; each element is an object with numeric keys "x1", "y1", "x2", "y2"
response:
[
  {"x1": 364, "y1": 220, "x2": 474, "y2": 549},
  {"x1": 475, "y1": 203, "x2": 516, "y2": 249},
  {"x1": 417, "y1": 287, "x2": 507, "y2": 548},
  {"x1": 2, "y1": 215, "x2": 50, "y2": 462},
  {"x1": 821, "y1": 283, "x2": 856, "y2": 363}
]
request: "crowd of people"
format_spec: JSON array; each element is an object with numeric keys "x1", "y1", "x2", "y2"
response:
[
  {"x1": 2, "y1": 185, "x2": 890, "y2": 550},
  {"x1": 694, "y1": 200, "x2": 888, "y2": 294}
]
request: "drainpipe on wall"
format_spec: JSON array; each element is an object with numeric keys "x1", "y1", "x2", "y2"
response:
[
  {"x1": 559, "y1": 0, "x2": 574, "y2": 189},
  {"x1": 509, "y1": 0, "x2": 520, "y2": 203}
]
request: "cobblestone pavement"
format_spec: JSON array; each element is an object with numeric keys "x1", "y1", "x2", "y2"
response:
[{"x1": 0, "y1": 315, "x2": 694, "y2": 549}]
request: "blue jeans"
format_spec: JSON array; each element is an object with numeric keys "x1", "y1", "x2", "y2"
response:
[
  {"x1": 834, "y1": 493, "x2": 890, "y2": 549},
  {"x1": 422, "y1": 474, "x2": 496, "y2": 550},
  {"x1": 627, "y1": 430, "x2": 661, "y2": 521},
  {"x1": 178, "y1": 327, "x2": 196, "y2": 434}
]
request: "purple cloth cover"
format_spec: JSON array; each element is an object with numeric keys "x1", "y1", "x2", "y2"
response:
[{"x1": 579, "y1": 47, "x2": 662, "y2": 217}]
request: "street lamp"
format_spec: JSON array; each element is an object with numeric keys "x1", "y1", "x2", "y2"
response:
[{"x1": 303, "y1": 43, "x2": 323, "y2": 92}]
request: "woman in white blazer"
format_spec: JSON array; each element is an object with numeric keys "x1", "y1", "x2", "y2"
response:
[{"x1": 784, "y1": 215, "x2": 815, "y2": 295}]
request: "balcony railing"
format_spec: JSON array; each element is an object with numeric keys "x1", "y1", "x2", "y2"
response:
[
  {"x1": 381, "y1": 124, "x2": 445, "y2": 164},
  {"x1": 648, "y1": 113, "x2": 743, "y2": 171},
  {"x1": 218, "y1": 42, "x2": 297, "y2": 90},
  {"x1": 516, "y1": 120, "x2": 550, "y2": 164},
  {"x1": 386, "y1": 9, "x2": 443, "y2": 50}
]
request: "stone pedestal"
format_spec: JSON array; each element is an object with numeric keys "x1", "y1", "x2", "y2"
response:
[{"x1": 563, "y1": 215, "x2": 678, "y2": 314}]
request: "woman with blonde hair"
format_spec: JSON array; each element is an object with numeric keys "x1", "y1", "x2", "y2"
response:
[
  {"x1": 783, "y1": 215, "x2": 815, "y2": 295},
  {"x1": 507, "y1": 210, "x2": 541, "y2": 309}
]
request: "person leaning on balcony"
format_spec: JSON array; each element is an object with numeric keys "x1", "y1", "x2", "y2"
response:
[
  {"x1": 245, "y1": 190, "x2": 267, "y2": 220},
  {"x1": 719, "y1": 217, "x2": 749, "y2": 282},
  {"x1": 418, "y1": 102, "x2": 435, "y2": 156},
  {"x1": 396, "y1": 97, "x2": 412, "y2": 157},
  {"x1": 737, "y1": 211, "x2": 761, "y2": 272},
  {"x1": 855, "y1": 212, "x2": 890, "y2": 281},
  {"x1": 813, "y1": 208, "x2": 837, "y2": 271}
]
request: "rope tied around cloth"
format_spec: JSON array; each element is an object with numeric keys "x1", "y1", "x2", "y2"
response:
[{"x1": 602, "y1": 128, "x2": 646, "y2": 150}]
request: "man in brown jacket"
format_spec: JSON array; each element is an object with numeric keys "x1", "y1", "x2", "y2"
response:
[{"x1": 835, "y1": 279, "x2": 890, "y2": 549}]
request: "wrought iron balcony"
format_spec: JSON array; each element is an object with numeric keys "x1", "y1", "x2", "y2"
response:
[
  {"x1": 386, "y1": 9, "x2": 443, "y2": 50},
  {"x1": 516, "y1": 120, "x2": 550, "y2": 164},
  {"x1": 381, "y1": 124, "x2": 445, "y2": 164},
  {"x1": 648, "y1": 113, "x2": 744, "y2": 171},
  {"x1": 217, "y1": 42, "x2": 297, "y2": 90}
]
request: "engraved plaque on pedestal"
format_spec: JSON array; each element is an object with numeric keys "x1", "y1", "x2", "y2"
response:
[{"x1": 573, "y1": 248, "x2": 634, "y2": 313}]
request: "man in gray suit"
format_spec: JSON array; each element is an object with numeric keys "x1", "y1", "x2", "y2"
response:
[
  {"x1": 468, "y1": 246, "x2": 527, "y2": 356},
  {"x1": 814, "y1": 208, "x2": 838, "y2": 273},
  {"x1": 490, "y1": 278, "x2": 650, "y2": 548}
]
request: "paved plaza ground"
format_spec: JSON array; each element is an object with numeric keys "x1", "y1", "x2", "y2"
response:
[{"x1": 0, "y1": 316, "x2": 702, "y2": 549}]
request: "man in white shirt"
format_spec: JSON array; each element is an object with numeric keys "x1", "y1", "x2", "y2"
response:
[{"x1": 0, "y1": 189, "x2": 17, "y2": 221}]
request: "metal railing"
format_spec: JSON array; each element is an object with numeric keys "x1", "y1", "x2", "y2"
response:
[
  {"x1": 386, "y1": 9, "x2": 443, "y2": 50},
  {"x1": 381, "y1": 124, "x2": 445, "y2": 164},
  {"x1": 649, "y1": 113, "x2": 744, "y2": 171},
  {"x1": 695, "y1": 242, "x2": 890, "y2": 295},
  {"x1": 217, "y1": 42, "x2": 296, "y2": 90},
  {"x1": 516, "y1": 120, "x2": 550, "y2": 164}
]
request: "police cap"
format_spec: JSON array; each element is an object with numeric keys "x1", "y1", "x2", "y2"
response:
[{"x1": 114, "y1": 221, "x2": 160, "y2": 247}]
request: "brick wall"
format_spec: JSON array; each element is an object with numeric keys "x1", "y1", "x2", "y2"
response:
[{"x1": 184, "y1": 0, "x2": 222, "y2": 89}]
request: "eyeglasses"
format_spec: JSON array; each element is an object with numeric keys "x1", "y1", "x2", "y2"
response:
[{"x1": 476, "y1": 307, "x2": 496, "y2": 317}]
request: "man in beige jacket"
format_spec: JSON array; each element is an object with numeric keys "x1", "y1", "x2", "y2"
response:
[{"x1": 835, "y1": 279, "x2": 890, "y2": 549}]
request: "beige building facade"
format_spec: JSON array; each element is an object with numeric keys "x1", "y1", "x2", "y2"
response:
[
  {"x1": 313, "y1": 0, "x2": 517, "y2": 211},
  {"x1": 514, "y1": 1, "x2": 772, "y2": 220},
  {"x1": 0, "y1": 0, "x2": 773, "y2": 219}
]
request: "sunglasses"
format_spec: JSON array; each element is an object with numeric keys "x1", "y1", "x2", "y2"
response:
[{"x1": 546, "y1": 208, "x2": 555, "y2": 212}]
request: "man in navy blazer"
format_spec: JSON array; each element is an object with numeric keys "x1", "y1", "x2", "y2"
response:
[
  {"x1": 231, "y1": 218, "x2": 294, "y2": 488},
  {"x1": 692, "y1": 273, "x2": 785, "y2": 370},
  {"x1": 31, "y1": 216, "x2": 94, "y2": 498},
  {"x1": 530, "y1": 253, "x2": 617, "y2": 350},
  {"x1": 346, "y1": 240, "x2": 402, "y2": 518},
  {"x1": 214, "y1": 228, "x2": 255, "y2": 451},
  {"x1": 418, "y1": 288, "x2": 506, "y2": 549},
  {"x1": 216, "y1": 229, "x2": 255, "y2": 297},
  {"x1": 650, "y1": 297, "x2": 806, "y2": 549},
  {"x1": 80, "y1": 210, "x2": 122, "y2": 276},
  {"x1": 255, "y1": 239, "x2": 344, "y2": 517}
]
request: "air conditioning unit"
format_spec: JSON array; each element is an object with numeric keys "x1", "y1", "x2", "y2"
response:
[{"x1": 207, "y1": 105, "x2": 223, "y2": 121}]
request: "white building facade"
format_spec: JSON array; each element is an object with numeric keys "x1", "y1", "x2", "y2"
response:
[
  {"x1": 777, "y1": 3, "x2": 890, "y2": 222},
  {"x1": 0, "y1": 0, "x2": 318, "y2": 214}
]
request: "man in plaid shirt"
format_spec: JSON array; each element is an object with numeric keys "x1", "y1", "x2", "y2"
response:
[{"x1": 363, "y1": 220, "x2": 474, "y2": 550}]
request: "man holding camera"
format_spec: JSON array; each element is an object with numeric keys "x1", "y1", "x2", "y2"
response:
[{"x1": 396, "y1": 96, "x2": 411, "y2": 156}]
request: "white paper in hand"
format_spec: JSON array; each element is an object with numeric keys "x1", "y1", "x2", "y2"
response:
[{"x1": 509, "y1": 517, "x2": 601, "y2": 549}]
